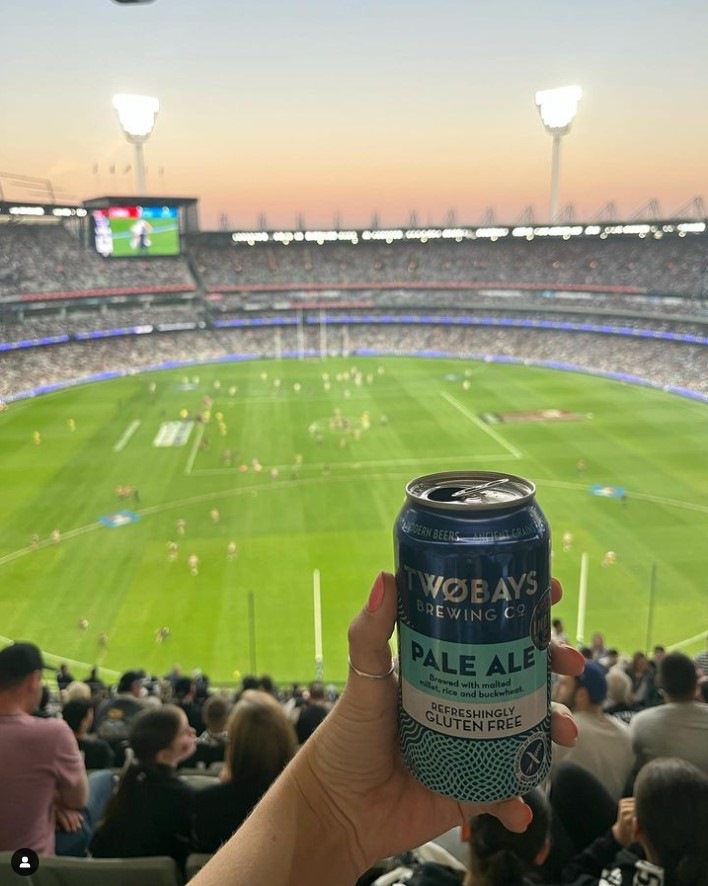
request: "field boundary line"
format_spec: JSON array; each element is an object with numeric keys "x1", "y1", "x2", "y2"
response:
[
  {"x1": 539, "y1": 479, "x2": 708, "y2": 515},
  {"x1": 667, "y1": 630, "x2": 708, "y2": 651},
  {"x1": 0, "y1": 635, "x2": 121, "y2": 679},
  {"x1": 184, "y1": 423, "x2": 205, "y2": 475},
  {"x1": 441, "y1": 392, "x2": 522, "y2": 459},
  {"x1": 113, "y1": 420, "x2": 141, "y2": 453}
]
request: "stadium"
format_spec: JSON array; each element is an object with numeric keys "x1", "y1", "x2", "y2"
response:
[{"x1": 1, "y1": 2, "x2": 707, "y2": 882}]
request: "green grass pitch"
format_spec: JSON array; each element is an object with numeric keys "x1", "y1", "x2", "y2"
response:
[
  {"x1": 0, "y1": 356, "x2": 706, "y2": 686},
  {"x1": 105, "y1": 217, "x2": 180, "y2": 257}
]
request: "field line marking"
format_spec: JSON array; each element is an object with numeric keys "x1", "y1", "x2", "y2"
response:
[
  {"x1": 441, "y1": 392, "x2": 522, "y2": 459},
  {"x1": 184, "y1": 423, "x2": 205, "y2": 476},
  {"x1": 0, "y1": 524, "x2": 99, "y2": 568},
  {"x1": 539, "y1": 479, "x2": 708, "y2": 515},
  {"x1": 667, "y1": 630, "x2": 708, "y2": 651},
  {"x1": 313, "y1": 568, "x2": 323, "y2": 678},
  {"x1": 113, "y1": 420, "x2": 141, "y2": 453},
  {"x1": 0, "y1": 635, "x2": 121, "y2": 679},
  {"x1": 190, "y1": 452, "x2": 518, "y2": 476}
]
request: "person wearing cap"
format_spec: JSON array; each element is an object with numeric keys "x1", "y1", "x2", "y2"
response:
[
  {"x1": 93, "y1": 670, "x2": 151, "y2": 765},
  {"x1": 552, "y1": 660, "x2": 635, "y2": 801},
  {"x1": 0, "y1": 642, "x2": 88, "y2": 855}
]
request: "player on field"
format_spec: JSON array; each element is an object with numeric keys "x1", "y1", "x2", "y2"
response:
[
  {"x1": 188, "y1": 553, "x2": 199, "y2": 576},
  {"x1": 51, "y1": 529, "x2": 61, "y2": 544},
  {"x1": 562, "y1": 531, "x2": 573, "y2": 552},
  {"x1": 67, "y1": 418, "x2": 76, "y2": 432},
  {"x1": 31, "y1": 533, "x2": 40, "y2": 549},
  {"x1": 130, "y1": 218, "x2": 153, "y2": 251},
  {"x1": 98, "y1": 631, "x2": 108, "y2": 647},
  {"x1": 167, "y1": 541, "x2": 178, "y2": 562},
  {"x1": 210, "y1": 508, "x2": 220, "y2": 524},
  {"x1": 576, "y1": 458, "x2": 587, "y2": 474},
  {"x1": 78, "y1": 617, "x2": 89, "y2": 632},
  {"x1": 602, "y1": 550, "x2": 617, "y2": 567},
  {"x1": 176, "y1": 518, "x2": 186, "y2": 536},
  {"x1": 33, "y1": 431, "x2": 41, "y2": 445},
  {"x1": 227, "y1": 541, "x2": 237, "y2": 560}
]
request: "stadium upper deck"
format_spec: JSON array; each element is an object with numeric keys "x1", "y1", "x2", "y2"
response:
[{"x1": 1, "y1": 219, "x2": 707, "y2": 305}]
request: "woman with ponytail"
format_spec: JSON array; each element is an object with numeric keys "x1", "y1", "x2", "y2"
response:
[
  {"x1": 91, "y1": 705, "x2": 197, "y2": 871},
  {"x1": 466, "y1": 790, "x2": 552, "y2": 886}
]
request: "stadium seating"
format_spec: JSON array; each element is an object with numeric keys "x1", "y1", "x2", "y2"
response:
[{"x1": 0, "y1": 854, "x2": 181, "y2": 886}]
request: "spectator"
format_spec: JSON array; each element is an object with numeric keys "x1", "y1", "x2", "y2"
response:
[
  {"x1": 56, "y1": 663, "x2": 75, "y2": 692},
  {"x1": 0, "y1": 642, "x2": 88, "y2": 855},
  {"x1": 84, "y1": 666, "x2": 106, "y2": 697},
  {"x1": 552, "y1": 661, "x2": 635, "y2": 801},
  {"x1": 466, "y1": 789, "x2": 551, "y2": 885},
  {"x1": 590, "y1": 632, "x2": 607, "y2": 662},
  {"x1": 630, "y1": 651, "x2": 708, "y2": 774},
  {"x1": 295, "y1": 680, "x2": 330, "y2": 744},
  {"x1": 562, "y1": 757, "x2": 708, "y2": 885},
  {"x1": 552, "y1": 618, "x2": 568, "y2": 645},
  {"x1": 181, "y1": 694, "x2": 231, "y2": 769},
  {"x1": 91, "y1": 705, "x2": 196, "y2": 871},
  {"x1": 603, "y1": 666, "x2": 635, "y2": 724},
  {"x1": 62, "y1": 699, "x2": 115, "y2": 771},
  {"x1": 192, "y1": 689, "x2": 297, "y2": 852},
  {"x1": 626, "y1": 652, "x2": 660, "y2": 708},
  {"x1": 63, "y1": 680, "x2": 92, "y2": 702},
  {"x1": 93, "y1": 670, "x2": 148, "y2": 764},
  {"x1": 174, "y1": 676, "x2": 203, "y2": 732}
]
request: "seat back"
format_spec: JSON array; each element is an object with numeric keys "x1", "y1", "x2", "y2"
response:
[
  {"x1": 32, "y1": 855, "x2": 181, "y2": 886},
  {"x1": 0, "y1": 852, "x2": 37, "y2": 886},
  {"x1": 186, "y1": 853, "x2": 213, "y2": 880}
]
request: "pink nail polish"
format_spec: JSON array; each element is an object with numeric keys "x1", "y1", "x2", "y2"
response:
[{"x1": 367, "y1": 572, "x2": 386, "y2": 612}]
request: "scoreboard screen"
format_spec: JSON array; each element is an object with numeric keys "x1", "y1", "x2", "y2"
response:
[{"x1": 92, "y1": 205, "x2": 181, "y2": 258}]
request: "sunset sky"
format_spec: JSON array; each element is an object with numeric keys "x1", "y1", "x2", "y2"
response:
[{"x1": 2, "y1": 0, "x2": 707, "y2": 229}]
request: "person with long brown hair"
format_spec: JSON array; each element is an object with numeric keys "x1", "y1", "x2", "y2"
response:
[
  {"x1": 192, "y1": 689, "x2": 298, "y2": 852},
  {"x1": 90, "y1": 705, "x2": 196, "y2": 870}
]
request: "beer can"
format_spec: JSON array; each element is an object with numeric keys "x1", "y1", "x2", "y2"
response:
[{"x1": 395, "y1": 471, "x2": 551, "y2": 803}]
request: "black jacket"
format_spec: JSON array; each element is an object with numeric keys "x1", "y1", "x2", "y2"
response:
[{"x1": 561, "y1": 831, "x2": 664, "y2": 886}]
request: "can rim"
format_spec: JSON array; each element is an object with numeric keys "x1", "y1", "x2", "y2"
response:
[{"x1": 405, "y1": 471, "x2": 536, "y2": 510}]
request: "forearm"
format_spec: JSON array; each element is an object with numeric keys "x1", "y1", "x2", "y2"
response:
[{"x1": 191, "y1": 758, "x2": 362, "y2": 886}]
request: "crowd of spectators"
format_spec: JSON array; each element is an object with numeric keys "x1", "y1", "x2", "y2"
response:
[
  {"x1": 0, "y1": 224, "x2": 195, "y2": 298},
  {"x1": 1, "y1": 322, "x2": 705, "y2": 401},
  {"x1": 1, "y1": 635, "x2": 706, "y2": 882},
  {"x1": 187, "y1": 233, "x2": 708, "y2": 298}
]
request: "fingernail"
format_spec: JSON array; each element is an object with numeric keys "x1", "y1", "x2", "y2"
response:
[
  {"x1": 562, "y1": 712, "x2": 579, "y2": 742},
  {"x1": 367, "y1": 572, "x2": 386, "y2": 613}
]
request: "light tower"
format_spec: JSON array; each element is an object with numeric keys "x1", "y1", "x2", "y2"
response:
[
  {"x1": 535, "y1": 85, "x2": 581, "y2": 223},
  {"x1": 112, "y1": 93, "x2": 159, "y2": 195}
]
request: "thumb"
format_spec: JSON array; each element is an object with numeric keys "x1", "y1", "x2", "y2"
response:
[{"x1": 345, "y1": 572, "x2": 398, "y2": 702}]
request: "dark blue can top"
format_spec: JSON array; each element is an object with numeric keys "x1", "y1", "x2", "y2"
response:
[{"x1": 396, "y1": 472, "x2": 551, "y2": 646}]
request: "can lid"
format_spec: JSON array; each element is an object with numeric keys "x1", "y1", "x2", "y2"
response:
[{"x1": 406, "y1": 471, "x2": 536, "y2": 510}]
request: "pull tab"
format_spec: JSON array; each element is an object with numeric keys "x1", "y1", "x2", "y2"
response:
[{"x1": 450, "y1": 478, "x2": 510, "y2": 501}]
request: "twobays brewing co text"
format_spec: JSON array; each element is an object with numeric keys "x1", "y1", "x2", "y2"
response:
[{"x1": 403, "y1": 565, "x2": 539, "y2": 622}]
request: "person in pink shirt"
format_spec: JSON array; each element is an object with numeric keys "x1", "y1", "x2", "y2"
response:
[{"x1": 0, "y1": 643, "x2": 88, "y2": 855}]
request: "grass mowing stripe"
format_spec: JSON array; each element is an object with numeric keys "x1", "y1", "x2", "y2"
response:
[{"x1": 441, "y1": 391, "x2": 522, "y2": 459}]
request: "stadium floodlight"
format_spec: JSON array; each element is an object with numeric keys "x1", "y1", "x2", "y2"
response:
[
  {"x1": 535, "y1": 85, "x2": 581, "y2": 223},
  {"x1": 112, "y1": 93, "x2": 159, "y2": 194}
]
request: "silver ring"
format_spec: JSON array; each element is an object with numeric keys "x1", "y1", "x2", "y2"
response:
[{"x1": 348, "y1": 656, "x2": 396, "y2": 680}]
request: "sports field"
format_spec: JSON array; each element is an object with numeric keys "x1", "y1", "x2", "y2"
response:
[
  {"x1": 0, "y1": 356, "x2": 706, "y2": 685},
  {"x1": 107, "y1": 217, "x2": 180, "y2": 257}
]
